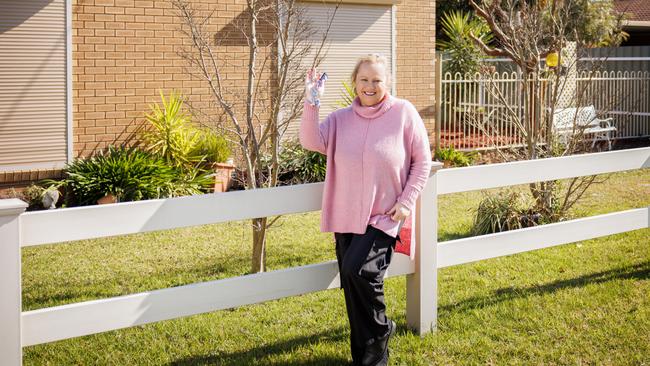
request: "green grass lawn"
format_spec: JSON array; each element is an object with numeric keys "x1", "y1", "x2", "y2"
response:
[{"x1": 22, "y1": 169, "x2": 650, "y2": 365}]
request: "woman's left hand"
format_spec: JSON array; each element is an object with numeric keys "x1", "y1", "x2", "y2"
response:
[{"x1": 386, "y1": 202, "x2": 410, "y2": 222}]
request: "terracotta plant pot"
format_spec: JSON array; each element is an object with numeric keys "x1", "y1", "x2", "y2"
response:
[
  {"x1": 212, "y1": 162, "x2": 236, "y2": 193},
  {"x1": 97, "y1": 193, "x2": 118, "y2": 205}
]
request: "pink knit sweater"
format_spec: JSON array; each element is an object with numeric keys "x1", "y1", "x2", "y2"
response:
[{"x1": 299, "y1": 95, "x2": 432, "y2": 238}]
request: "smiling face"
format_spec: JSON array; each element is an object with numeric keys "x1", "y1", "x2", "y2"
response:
[{"x1": 354, "y1": 61, "x2": 389, "y2": 107}]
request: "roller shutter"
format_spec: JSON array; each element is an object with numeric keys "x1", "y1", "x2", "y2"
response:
[
  {"x1": 285, "y1": 2, "x2": 394, "y2": 139},
  {"x1": 0, "y1": 0, "x2": 69, "y2": 172}
]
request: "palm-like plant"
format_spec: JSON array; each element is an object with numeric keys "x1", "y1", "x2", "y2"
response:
[
  {"x1": 141, "y1": 91, "x2": 205, "y2": 168},
  {"x1": 438, "y1": 10, "x2": 493, "y2": 76}
]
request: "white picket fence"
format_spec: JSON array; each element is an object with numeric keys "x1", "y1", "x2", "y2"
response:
[
  {"x1": 1, "y1": 147, "x2": 649, "y2": 365},
  {"x1": 439, "y1": 71, "x2": 533, "y2": 150},
  {"x1": 438, "y1": 70, "x2": 650, "y2": 150},
  {"x1": 579, "y1": 71, "x2": 650, "y2": 139}
]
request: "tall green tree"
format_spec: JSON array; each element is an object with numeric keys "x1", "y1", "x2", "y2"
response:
[{"x1": 564, "y1": 0, "x2": 627, "y2": 47}]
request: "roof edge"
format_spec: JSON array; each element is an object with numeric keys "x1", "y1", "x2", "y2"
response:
[{"x1": 623, "y1": 20, "x2": 650, "y2": 29}]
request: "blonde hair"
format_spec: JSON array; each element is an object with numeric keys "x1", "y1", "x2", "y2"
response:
[{"x1": 351, "y1": 54, "x2": 391, "y2": 87}]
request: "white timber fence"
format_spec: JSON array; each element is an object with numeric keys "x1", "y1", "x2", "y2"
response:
[
  {"x1": 2, "y1": 147, "x2": 650, "y2": 365},
  {"x1": 438, "y1": 70, "x2": 650, "y2": 151}
]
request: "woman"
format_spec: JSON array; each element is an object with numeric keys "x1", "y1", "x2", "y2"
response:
[{"x1": 299, "y1": 54, "x2": 432, "y2": 366}]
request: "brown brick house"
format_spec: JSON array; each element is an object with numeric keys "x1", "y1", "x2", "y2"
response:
[{"x1": 0, "y1": 0, "x2": 436, "y2": 186}]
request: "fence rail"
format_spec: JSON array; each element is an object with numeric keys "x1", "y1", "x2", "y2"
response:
[
  {"x1": 438, "y1": 208, "x2": 647, "y2": 268},
  {"x1": 20, "y1": 182, "x2": 325, "y2": 247},
  {"x1": 1, "y1": 147, "x2": 649, "y2": 365}
]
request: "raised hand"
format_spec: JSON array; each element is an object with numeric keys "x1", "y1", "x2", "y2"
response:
[{"x1": 305, "y1": 69, "x2": 327, "y2": 106}]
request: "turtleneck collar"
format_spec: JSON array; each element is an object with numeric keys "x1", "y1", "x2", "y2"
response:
[{"x1": 352, "y1": 94, "x2": 395, "y2": 119}]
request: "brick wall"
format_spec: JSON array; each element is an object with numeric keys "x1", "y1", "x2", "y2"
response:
[
  {"x1": 395, "y1": 0, "x2": 436, "y2": 139},
  {"x1": 0, "y1": 170, "x2": 64, "y2": 189},
  {"x1": 72, "y1": 0, "x2": 436, "y2": 158},
  {"x1": 71, "y1": 0, "x2": 275, "y2": 157}
]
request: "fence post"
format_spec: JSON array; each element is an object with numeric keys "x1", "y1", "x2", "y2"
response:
[
  {"x1": 406, "y1": 162, "x2": 443, "y2": 336},
  {"x1": 0, "y1": 199, "x2": 28, "y2": 366}
]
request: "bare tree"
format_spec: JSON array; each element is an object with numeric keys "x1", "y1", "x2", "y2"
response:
[
  {"x1": 172, "y1": 0, "x2": 337, "y2": 272},
  {"x1": 466, "y1": 0, "x2": 625, "y2": 222}
]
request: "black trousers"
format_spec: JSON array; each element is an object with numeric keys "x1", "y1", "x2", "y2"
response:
[{"x1": 335, "y1": 225, "x2": 396, "y2": 365}]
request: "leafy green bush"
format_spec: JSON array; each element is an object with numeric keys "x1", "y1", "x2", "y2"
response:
[
  {"x1": 268, "y1": 139, "x2": 326, "y2": 185},
  {"x1": 63, "y1": 146, "x2": 211, "y2": 206},
  {"x1": 159, "y1": 167, "x2": 214, "y2": 198},
  {"x1": 435, "y1": 146, "x2": 476, "y2": 167},
  {"x1": 471, "y1": 189, "x2": 541, "y2": 235},
  {"x1": 191, "y1": 128, "x2": 231, "y2": 165}
]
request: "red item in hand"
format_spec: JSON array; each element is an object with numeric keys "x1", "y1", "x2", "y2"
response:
[{"x1": 395, "y1": 214, "x2": 415, "y2": 259}]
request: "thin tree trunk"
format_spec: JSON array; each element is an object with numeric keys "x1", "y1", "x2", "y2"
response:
[{"x1": 251, "y1": 217, "x2": 267, "y2": 272}]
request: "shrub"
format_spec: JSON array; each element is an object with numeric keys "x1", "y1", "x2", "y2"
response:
[
  {"x1": 159, "y1": 167, "x2": 215, "y2": 198},
  {"x1": 471, "y1": 189, "x2": 540, "y2": 235},
  {"x1": 141, "y1": 91, "x2": 203, "y2": 167},
  {"x1": 8, "y1": 183, "x2": 64, "y2": 210},
  {"x1": 264, "y1": 139, "x2": 326, "y2": 185},
  {"x1": 191, "y1": 128, "x2": 231, "y2": 165},
  {"x1": 21, "y1": 184, "x2": 47, "y2": 209},
  {"x1": 435, "y1": 146, "x2": 476, "y2": 167},
  {"x1": 141, "y1": 91, "x2": 231, "y2": 168},
  {"x1": 63, "y1": 146, "x2": 212, "y2": 206}
]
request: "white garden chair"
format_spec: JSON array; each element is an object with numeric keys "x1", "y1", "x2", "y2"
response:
[{"x1": 552, "y1": 106, "x2": 617, "y2": 151}]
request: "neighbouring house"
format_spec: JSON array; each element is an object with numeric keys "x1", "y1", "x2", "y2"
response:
[
  {"x1": 583, "y1": 1, "x2": 650, "y2": 74},
  {"x1": 615, "y1": 0, "x2": 650, "y2": 46},
  {"x1": 0, "y1": 0, "x2": 437, "y2": 187}
]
